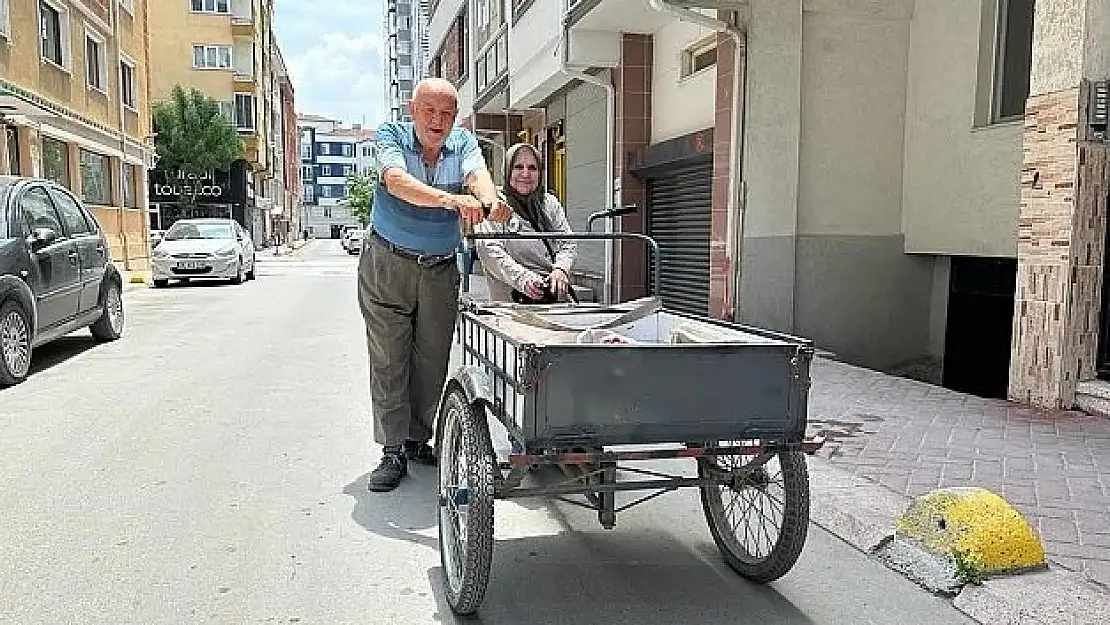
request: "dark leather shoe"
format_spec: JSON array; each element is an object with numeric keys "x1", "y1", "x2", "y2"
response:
[
  {"x1": 404, "y1": 440, "x2": 437, "y2": 466},
  {"x1": 367, "y1": 452, "x2": 408, "y2": 492}
]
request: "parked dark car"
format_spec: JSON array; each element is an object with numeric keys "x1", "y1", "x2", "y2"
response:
[{"x1": 0, "y1": 176, "x2": 124, "y2": 387}]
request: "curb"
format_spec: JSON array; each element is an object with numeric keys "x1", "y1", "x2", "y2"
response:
[
  {"x1": 805, "y1": 455, "x2": 1108, "y2": 624},
  {"x1": 122, "y1": 270, "x2": 150, "y2": 291}
]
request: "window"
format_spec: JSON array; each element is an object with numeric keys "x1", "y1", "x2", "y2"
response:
[
  {"x1": 41, "y1": 136, "x2": 69, "y2": 187},
  {"x1": 343, "y1": 144, "x2": 353, "y2": 157},
  {"x1": 79, "y1": 148, "x2": 110, "y2": 206},
  {"x1": 122, "y1": 164, "x2": 136, "y2": 207},
  {"x1": 0, "y1": 0, "x2": 10, "y2": 38},
  {"x1": 192, "y1": 44, "x2": 232, "y2": 69},
  {"x1": 455, "y1": 11, "x2": 468, "y2": 80},
  {"x1": 343, "y1": 165, "x2": 353, "y2": 176},
  {"x1": 191, "y1": 0, "x2": 230, "y2": 14},
  {"x1": 398, "y1": 40, "x2": 411, "y2": 54},
  {"x1": 318, "y1": 143, "x2": 330, "y2": 155},
  {"x1": 22, "y1": 187, "x2": 64, "y2": 236},
  {"x1": 321, "y1": 186, "x2": 332, "y2": 198},
  {"x1": 681, "y1": 36, "x2": 717, "y2": 78},
  {"x1": 40, "y1": 1, "x2": 69, "y2": 68},
  {"x1": 217, "y1": 100, "x2": 234, "y2": 122},
  {"x1": 234, "y1": 93, "x2": 255, "y2": 129},
  {"x1": 321, "y1": 164, "x2": 332, "y2": 176},
  {"x1": 299, "y1": 142, "x2": 312, "y2": 160},
  {"x1": 120, "y1": 59, "x2": 136, "y2": 108},
  {"x1": 993, "y1": 0, "x2": 1035, "y2": 121},
  {"x1": 49, "y1": 187, "x2": 93, "y2": 235},
  {"x1": 302, "y1": 184, "x2": 314, "y2": 202},
  {"x1": 399, "y1": 65, "x2": 414, "y2": 80},
  {"x1": 86, "y1": 28, "x2": 106, "y2": 91}
]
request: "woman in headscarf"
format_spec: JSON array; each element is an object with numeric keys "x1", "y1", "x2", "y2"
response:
[{"x1": 473, "y1": 142, "x2": 578, "y2": 303}]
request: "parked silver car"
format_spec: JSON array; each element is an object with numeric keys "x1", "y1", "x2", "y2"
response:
[{"x1": 150, "y1": 218, "x2": 257, "y2": 287}]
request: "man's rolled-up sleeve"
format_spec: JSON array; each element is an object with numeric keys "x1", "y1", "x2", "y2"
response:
[{"x1": 374, "y1": 122, "x2": 407, "y2": 176}]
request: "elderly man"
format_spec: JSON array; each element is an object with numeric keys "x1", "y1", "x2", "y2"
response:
[{"x1": 360, "y1": 77, "x2": 511, "y2": 492}]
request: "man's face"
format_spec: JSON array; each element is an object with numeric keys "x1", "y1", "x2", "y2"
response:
[{"x1": 412, "y1": 91, "x2": 457, "y2": 150}]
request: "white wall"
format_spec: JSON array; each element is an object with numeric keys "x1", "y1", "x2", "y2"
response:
[
  {"x1": 508, "y1": 0, "x2": 565, "y2": 108},
  {"x1": 901, "y1": 0, "x2": 1022, "y2": 257},
  {"x1": 797, "y1": 1, "x2": 913, "y2": 238},
  {"x1": 651, "y1": 21, "x2": 717, "y2": 143}
]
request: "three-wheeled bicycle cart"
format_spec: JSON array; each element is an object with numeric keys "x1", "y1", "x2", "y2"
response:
[{"x1": 435, "y1": 222, "x2": 825, "y2": 615}]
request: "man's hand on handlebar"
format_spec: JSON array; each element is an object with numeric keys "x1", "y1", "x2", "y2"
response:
[
  {"x1": 485, "y1": 197, "x2": 512, "y2": 224},
  {"x1": 442, "y1": 194, "x2": 511, "y2": 225}
]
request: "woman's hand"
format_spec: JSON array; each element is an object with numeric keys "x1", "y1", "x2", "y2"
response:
[
  {"x1": 521, "y1": 273, "x2": 547, "y2": 299},
  {"x1": 548, "y1": 267, "x2": 571, "y2": 299}
]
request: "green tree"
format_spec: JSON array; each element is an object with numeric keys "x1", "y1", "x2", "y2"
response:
[
  {"x1": 346, "y1": 170, "x2": 378, "y2": 227},
  {"x1": 151, "y1": 84, "x2": 243, "y2": 204}
]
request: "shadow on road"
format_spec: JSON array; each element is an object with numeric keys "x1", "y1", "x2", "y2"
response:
[
  {"x1": 423, "y1": 530, "x2": 818, "y2": 625},
  {"x1": 342, "y1": 465, "x2": 816, "y2": 625},
  {"x1": 26, "y1": 335, "x2": 99, "y2": 377},
  {"x1": 342, "y1": 466, "x2": 440, "y2": 550}
]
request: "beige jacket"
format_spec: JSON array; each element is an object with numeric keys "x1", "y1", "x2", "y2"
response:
[{"x1": 473, "y1": 193, "x2": 577, "y2": 302}]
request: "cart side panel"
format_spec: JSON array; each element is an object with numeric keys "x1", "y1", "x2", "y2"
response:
[
  {"x1": 458, "y1": 313, "x2": 531, "y2": 438},
  {"x1": 527, "y1": 344, "x2": 810, "y2": 448}
]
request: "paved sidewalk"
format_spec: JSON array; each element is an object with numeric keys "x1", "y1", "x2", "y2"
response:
[{"x1": 808, "y1": 358, "x2": 1110, "y2": 588}]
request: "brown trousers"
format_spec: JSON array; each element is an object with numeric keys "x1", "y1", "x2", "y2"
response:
[{"x1": 357, "y1": 231, "x2": 460, "y2": 448}]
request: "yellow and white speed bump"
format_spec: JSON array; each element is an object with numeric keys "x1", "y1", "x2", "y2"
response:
[{"x1": 874, "y1": 486, "x2": 1047, "y2": 595}]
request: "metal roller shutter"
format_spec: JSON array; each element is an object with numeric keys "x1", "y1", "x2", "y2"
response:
[{"x1": 646, "y1": 161, "x2": 712, "y2": 317}]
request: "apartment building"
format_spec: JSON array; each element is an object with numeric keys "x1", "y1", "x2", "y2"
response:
[
  {"x1": 270, "y1": 38, "x2": 300, "y2": 244},
  {"x1": 0, "y1": 0, "x2": 154, "y2": 272},
  {"x1": 384, "y1": 0, "x2": 432, "y2": 122},
  {"x1": 273, "y1": 39, "x2": 299, "y2": 244},
  {"x1": 427, "y1": 0, "x2": 1110, "y2": 414},
  {"x1": 146, "y1": 0, "x2": 285, "y2": 244},
  {"x1": 297, "y1": 114, "x2": 373, "y2": 238}
]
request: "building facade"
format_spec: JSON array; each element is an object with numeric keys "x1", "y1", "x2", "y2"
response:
[
  {"x1": 425, "y1": 0, "x2": 1110, "y2": 414},
  {"x1": 146, "y1": 0, "x2": 286, "y2": 244},
  {"x1": 0, "y1": 0, "x2": 155, "y2": 272},
  {"x1": 275, "y1": 43, "x2": 300, "y2": 244},
  {"x1": 297, "y1": 114, "x2": 373, "y2": 238},
  {"x1": 384, "y1": 0, "x2": 431, "y2": 122}
]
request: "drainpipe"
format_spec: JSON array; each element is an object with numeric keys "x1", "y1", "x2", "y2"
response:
[
  {"x1": 648, "y1": 0, "x2": 745, "y2": 319},
  {"x1": 560, "y1": 0, "x2": 616, "y2": 304}
]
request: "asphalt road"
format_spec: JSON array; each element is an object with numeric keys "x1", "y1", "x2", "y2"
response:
[{"x1": 0, "y1": 240, "x2": 976, "y2": 624}]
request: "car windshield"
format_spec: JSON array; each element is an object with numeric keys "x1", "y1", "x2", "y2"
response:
[{"x1": 164, "y1": 222, "x2": 234, "y2": 241}]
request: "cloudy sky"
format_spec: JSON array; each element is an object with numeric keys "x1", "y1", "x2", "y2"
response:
[{"x1": 273, "y1": 0, "x2": 386, "y2": 126}]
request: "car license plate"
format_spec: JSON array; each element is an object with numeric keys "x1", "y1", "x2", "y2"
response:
[{"x1": 176, "y1": 261, "x2": 202, "y2": 269}]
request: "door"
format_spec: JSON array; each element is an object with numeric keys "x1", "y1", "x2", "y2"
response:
[
  {"x1": 47, "y1": 186, "x2": 106, "y2": 314},
  {"x1": 942, "y1": 256, "x2": 1016, "y2": 398},
  {"x1": 19, "y1": 186, "x2": 80, "y2": 330},
  {"x1": 645, "y1": 159, "x2": 713, "y2": 317},
  {"x1": 5, "y1": 126, "x2": 19, "y2": 175}
]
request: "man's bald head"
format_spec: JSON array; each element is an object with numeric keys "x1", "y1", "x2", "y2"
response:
[
  {"x1": 412, "y1": 77, "x2": 459, "y2": 105},
  {"x1": 409, "y1": 78, "x2": 460, "y2": 154}
]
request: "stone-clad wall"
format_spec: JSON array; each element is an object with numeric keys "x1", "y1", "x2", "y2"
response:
[{"x1": 1010, "y1": 83, "x2": 1110, "y2": 408}]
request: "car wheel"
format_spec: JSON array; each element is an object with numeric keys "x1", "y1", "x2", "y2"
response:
[
  {"x1": 90, "y1": 280, "x2": 124, "y2": 342},
  {"x1": 246, "y1": 256, "x2": 256, "y2": 281},
  {"x1": 231, "y1": 260, "x2": 244, "y2": 285},
  {"x1": 0, "y1": 300, "x2": 32, "y2": 386}
]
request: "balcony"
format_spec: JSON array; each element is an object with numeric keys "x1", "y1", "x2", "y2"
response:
[
  {"x1": 232, "y1": 15, "x2": 255, "y2": 36},
  {"x1": 509, "y1": 0, "x2": 620, "y2": 109},
  {"x1": 568, "y1": 0, "x2": 737, "y2": 33}
]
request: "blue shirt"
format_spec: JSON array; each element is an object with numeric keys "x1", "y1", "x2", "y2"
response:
[{"x1": 372, "y1": 121, "x2": 487, "y2": 256}]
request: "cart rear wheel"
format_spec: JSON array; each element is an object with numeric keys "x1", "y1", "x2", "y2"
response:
[
  {"x1": 436, "y1": 386, "x2": 496, "y2": 616},
  {"x1": 698, "y1": 446, "x2": 810, "y2": 583}
]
